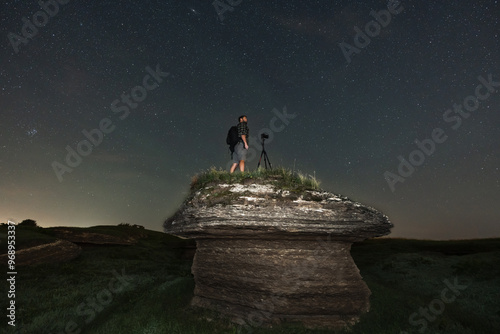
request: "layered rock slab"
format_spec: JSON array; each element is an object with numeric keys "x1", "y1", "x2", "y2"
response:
[{"x1": 164, "y1": 181, "x2": 392, "y2": 329}]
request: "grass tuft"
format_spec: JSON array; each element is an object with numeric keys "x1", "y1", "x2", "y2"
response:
[{"x1": 190, "y1": 166, "x2": 321, "y2": 192}]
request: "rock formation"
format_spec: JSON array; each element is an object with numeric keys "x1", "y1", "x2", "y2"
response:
[
  {"x1": 0, "y1": 226, "x2": 149, "y2": 266},
  {"x1": 164, "y1": 179, "x2": 392, "y2": 329},
  {"x1": 0, "y1": 240, "x2": 82, "y2": 266}
]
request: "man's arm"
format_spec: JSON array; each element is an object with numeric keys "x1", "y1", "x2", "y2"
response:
[{"x1": 241, "y1": 134, "x2": 248, "y2": 149}]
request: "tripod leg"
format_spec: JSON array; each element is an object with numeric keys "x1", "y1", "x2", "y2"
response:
[
  {"x1": 257, "y1": 150, "x2": 265, "y2": 169},
  {"x1": 263, "y1": 151, "x2": 272, "y2": 170}
]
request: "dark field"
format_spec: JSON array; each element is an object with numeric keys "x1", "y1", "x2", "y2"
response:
[{"x1": 1, "y1": 225, "x2": 499, "y2": 334}]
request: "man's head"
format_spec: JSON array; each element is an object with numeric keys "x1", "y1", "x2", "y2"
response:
[{"x1": 238, "y1": 115, "x2": 247, "y2": 123}]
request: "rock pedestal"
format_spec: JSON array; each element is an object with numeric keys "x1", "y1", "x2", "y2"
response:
[{"x1": 164, "y1": 181, "x2": 392, "y2": 329}]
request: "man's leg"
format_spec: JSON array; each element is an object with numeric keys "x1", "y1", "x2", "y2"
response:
[
  {"x1": 239, "y1": 160, "x2": 245, "y2": 172},
  {"x1": 230, "y1": 162, "x2": 238, "y2": 173}
]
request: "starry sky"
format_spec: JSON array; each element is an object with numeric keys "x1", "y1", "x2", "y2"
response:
[{"x1": 1, "y1": 0, "x2": 499, "y2": 240}]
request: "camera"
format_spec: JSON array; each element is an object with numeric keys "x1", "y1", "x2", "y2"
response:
[{"x1": 261, "y1": 133, "x2": 269, "y2": 139}]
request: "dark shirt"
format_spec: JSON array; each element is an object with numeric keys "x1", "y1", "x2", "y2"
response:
[{"x1": 237, "y1": 121, "x2": 249, "y2": 142}]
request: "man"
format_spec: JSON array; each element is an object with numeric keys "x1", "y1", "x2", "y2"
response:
[{"x1": 230, "y1": 115, "x2": 249, "y2": 173}]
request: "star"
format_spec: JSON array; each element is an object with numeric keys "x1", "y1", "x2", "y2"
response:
[
  {"x1": 27, "y1": 129, "x2": 38, "y2": 137},
  {"x1": 188, "y1": 7, "x2": 201, "y2": 16}
]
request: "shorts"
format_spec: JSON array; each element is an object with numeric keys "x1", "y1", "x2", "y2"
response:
[{"x1": 232, "y1": 142, "x2": 248, "y2": 163}]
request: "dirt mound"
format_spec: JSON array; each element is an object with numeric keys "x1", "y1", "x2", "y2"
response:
[{"x1": 50, "y1": 227, "x2": 144, "y2": 245}]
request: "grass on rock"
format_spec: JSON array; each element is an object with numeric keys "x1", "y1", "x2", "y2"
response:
[{"x1": 190, "y1": 167, "x2": 321, "y2": 192}]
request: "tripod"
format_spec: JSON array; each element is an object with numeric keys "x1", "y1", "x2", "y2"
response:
[{"x1": 257, "y1": 137, "x2": 272, "y2": 170}]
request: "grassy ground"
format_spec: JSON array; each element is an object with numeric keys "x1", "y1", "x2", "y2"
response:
[
  {"x1": 1, "y1": 225, "x2": 499, "y2": 334},
  {"x1": 190, "y1": 167, "x2": 321, "y2": 192}
]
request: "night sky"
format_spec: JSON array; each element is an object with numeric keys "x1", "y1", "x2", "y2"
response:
[{"x1": 1, "y1": 0, "x2": 499, "y2": 240}]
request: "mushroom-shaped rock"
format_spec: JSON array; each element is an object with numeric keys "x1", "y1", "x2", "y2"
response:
[{"x1": 164, "y1": 180, "x2": 392, "y2": 329}]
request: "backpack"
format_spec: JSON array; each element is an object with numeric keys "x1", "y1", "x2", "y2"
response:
[{"x1": 226, "y1": 125, "x2": 239, "y2": 157}]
